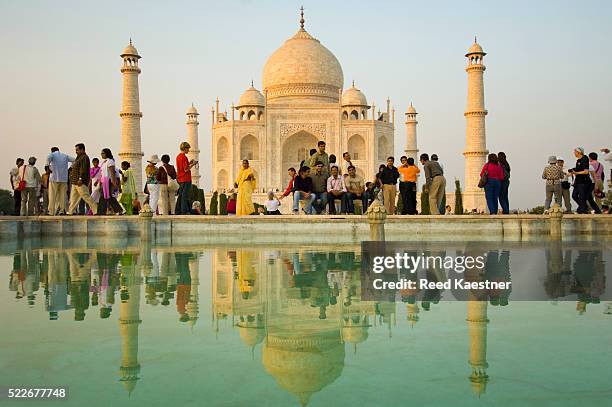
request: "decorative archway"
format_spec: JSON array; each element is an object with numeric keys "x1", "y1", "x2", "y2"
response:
[
  {"x1": 217, "y1": 137, "x2": 229, "y2": 162},
  {"x1": 282, "y1": 130, "x2": 319, "y2": 173},
  {"x1": 240, "y1": 134, "x2": 259, "y2": 160},
  {"x1": 217, "y1": 169, "x2": 229, "y2": 190},
  {"x1": 377, "y1": 136, "x2": 390, "y2": 162},
  {"x1": 348, "y1": 134, "x2": 366, "y2": 161}
]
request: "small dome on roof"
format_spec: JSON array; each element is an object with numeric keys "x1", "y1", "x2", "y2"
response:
[
  {"x1": 406, "y1": 103, "x2": 417, "y2": 114},
  {"x1": 342, "y1": 83, "x2": 367, "y2": 106},
  {"x1": 187, "y1": 104, "x2": 198, "y2": 115},
  {"x1": 238, "y1": 85, "x2": 265, "y2": 107},
  {"x1": 466, "y1": 38, "x2": 486, "y2": 56},
  {"x1": 121, "y1": 40, "x2": 140, "y2": 57}
]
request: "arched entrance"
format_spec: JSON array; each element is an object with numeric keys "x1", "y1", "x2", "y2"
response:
[{"x1": 282, "y1": 130, "x2": 319, "y2": 173}]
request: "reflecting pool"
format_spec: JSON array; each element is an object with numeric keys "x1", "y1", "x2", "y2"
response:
[{"x1": 1, "y1": 239, "x2": 611, "y2": 407}]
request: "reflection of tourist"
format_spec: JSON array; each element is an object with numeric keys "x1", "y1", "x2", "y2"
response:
[{"x1": 175, "y1": 253, "x2": 192, "y2": 322}]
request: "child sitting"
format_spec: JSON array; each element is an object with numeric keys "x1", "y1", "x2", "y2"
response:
[
  {"x1": 264, "y1": 190, "x2": 281, "y2": 215},
  {"x1": 191, "y1": 201, "x2": 202, "y2": 215}
]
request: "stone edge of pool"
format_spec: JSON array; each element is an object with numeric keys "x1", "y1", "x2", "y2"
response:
[{"x1": 0, "y1": 214, "x2": 610, "y2": 242}]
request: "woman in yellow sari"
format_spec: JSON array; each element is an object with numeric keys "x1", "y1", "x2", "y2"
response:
[{"x1": 234, "y1": 159, "x2": 256, "y2": 215}]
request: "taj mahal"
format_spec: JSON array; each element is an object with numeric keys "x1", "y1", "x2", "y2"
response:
[{"x1": 118, "y1": 8, "x2": 490, "y2": 212}]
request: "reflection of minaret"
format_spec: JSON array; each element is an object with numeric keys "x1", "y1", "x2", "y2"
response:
[
  {"x1": 186, "y1": 104, "x2": 201, "y2": 187},
  {"x1": 187, "y1": 254, "x2": 200, "y2": 329},
  {"x1": 119, "y1": 40, "x2": 144, "y2": 196},
  {"x1": 467, "y1": 300, "x2": 489, "y2": 397},
  {"x1": 463, "y1": 38, "x2": 488, "y2": 212},
  {"x1": 119, "y1": 255, "x2": 142, "y2": 396}
]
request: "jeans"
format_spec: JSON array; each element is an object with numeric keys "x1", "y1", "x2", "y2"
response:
[
  {"x1": 499, "y1": 179, "x2": 510, "y2": 214},
  {"x1": 176, "y1": 181, "x2": 192, "y2": 215},
  {"x1": 544, "y1": 184, "x2": 562, "y2": 210},
  {"x1": 561, "y1": 186, "x2": 572, "y2": 212},
  {"x1": 293, "y1": 191, "x2": 316, "y2": 214},
  {"x1": 312, "y1": 192, "x2": 328, "y2": 214},
  {"x1": 328, "y1": 192, "x2": 347, "y2": 214},
  {"x1": 586, "y1": 183, "x2": 601, "y2": 214},
  {"x1": 345, "y1": 192, "x2": 368, "y2": 214},
  {"x1": 572, "y1": 183, "x2": 590, "y2": 214},
  {"x1": 484, "y1": 178, "x2": 501, "y2": 214}
]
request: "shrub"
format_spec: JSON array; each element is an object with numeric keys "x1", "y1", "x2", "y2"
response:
[
  {"x1": 209, "y1": 191, "x2": 218, "y2": 215},
  {"x1": 454, "y1": 179, "x2": 464, "y2": 215}
]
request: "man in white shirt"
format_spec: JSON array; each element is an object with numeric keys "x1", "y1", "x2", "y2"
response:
[
  {"x1": 46, "y1": 147, "x2": 75, "y2": 215},
  {"x1": 341, "y1": 152, "x2": 353, "y2": 176},
  {"x1": 327, "y1": 165, "x2": 347, "y2": 214},
  {"x1": 20, "y1": 156, "x2": 42, "y2": 216},
  {"x1": 9, "y1": 158, "x2": 24, "y2": 216}
]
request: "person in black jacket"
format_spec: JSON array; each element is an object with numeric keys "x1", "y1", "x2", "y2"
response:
[
  {"x1": 569, "y1": 147, "x2": 600, "y2": 214},
  {"x1": 293, "y1": 166, "x2": 316, "y2": 215}
]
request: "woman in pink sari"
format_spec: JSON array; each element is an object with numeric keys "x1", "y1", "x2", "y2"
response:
[{"x1": 97, "y1": 148, "x2": 123, "y2": 215}]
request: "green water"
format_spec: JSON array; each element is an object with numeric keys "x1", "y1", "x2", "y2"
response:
[{"x1": 0, "y1": 240, "x2": 611, "y2": 407}]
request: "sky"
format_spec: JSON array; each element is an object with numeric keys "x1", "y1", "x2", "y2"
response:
[{"x1": 1, "y1": 0, "x2": 611, "y2": 209}]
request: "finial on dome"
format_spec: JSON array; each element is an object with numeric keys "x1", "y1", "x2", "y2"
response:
[
  {"x1": 299, "y1": 6, "x2": 305, "y2": 30},
  {"x1": 474, "y1": 35, "x2": 477, "y2": 43},
  {"x1": 129, "y1": 37, "x2": 132, "y2": 46},
  {"x1": 250, "y1": 79, "x2": 254, "y2": 87},
  {"x1": 352, "y1": 80, "x2": 355, "y2": 87}
]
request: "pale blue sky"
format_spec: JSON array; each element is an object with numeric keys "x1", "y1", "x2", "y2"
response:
[{"x1": 1, "y1": 0, "x2": 610, "y2": 209}]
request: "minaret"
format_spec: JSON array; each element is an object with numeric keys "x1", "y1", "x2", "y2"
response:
[
  {"x1": 186, "y1": 104, "x2": 201, "y2": 187},
  {"x1": 119, "y1": 254, "x2": 142, "y2": 396},
  {"x1": 186, "y1": 254, "x2": 200, "y2": 329},
  {"x1": 467, "y1": 300, "x2": 489, "y2": 397},
  {"x1": 119, "y1": 40, "x2": 144, "y2": 195},
  {"x1": 463, "y1": 38, "x2": 488, "y2": 212},
  {"x1": 404, "y1": 103, "x2": 418, "y2": 162}
]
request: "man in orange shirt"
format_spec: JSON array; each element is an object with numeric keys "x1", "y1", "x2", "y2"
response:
[{"x1": 398, "y1": 156, "x2": 420, "y2": 215}]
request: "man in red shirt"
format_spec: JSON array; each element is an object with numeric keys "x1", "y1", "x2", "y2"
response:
[
  {"x1": 278, "y1": 167, "x2": 297, "y2": 201},
  {"x1": 175, "y1": 142, "x2": 197, "y2": 215}
]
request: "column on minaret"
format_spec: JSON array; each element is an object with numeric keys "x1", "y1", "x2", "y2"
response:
[
  {"x1": 119, "y1": 40, "x2": 144, "y2": 195},
  {"x1": 463, "y1": 38, "x2": 488, "y2": 212},
  {"x1": 404, "y1": 103, "x2": 419, "y2": 162},
  {"x1": 119, "y1": 253, "x2": 142, "y2": 396},
  {"x1": 467, "y1": 300, "x2": 489, "y2": 397},
  {"x1": 187, "y1": 254, "x2": 200, "y2": 329},
  {"x1": 186, "y1": 104, "x2": 200, "y2": 187}
]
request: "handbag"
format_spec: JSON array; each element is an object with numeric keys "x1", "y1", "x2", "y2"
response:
[
  {"x1": 16, "y1": 166, "x2": 26, "y2": 191},
  {"x1": 163, "y1": 166, "x2": 179, "y2": 191},
  {"x1": 478, "y1": 165, "x2": 488, "y2": 188},
  {"x1": 561, "y1": 181, "x2": 571, "y2": 190}
]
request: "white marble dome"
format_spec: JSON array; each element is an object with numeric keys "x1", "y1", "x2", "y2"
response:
[
  {"x1": 466, "y1": 41, "x2": 485, "y2": 55},
  {"x1": 341, "y1": 84, "x2": 367, "y2": 106},
  {"x1": 262, "y1": 28, "x2": 344, "y2": 101},
  {"x1": 121, "y1": 41, "x2": 140, "y2": 57},
  {"x1": 238, "y1": 85, "x2": 265, "y2": 107}
]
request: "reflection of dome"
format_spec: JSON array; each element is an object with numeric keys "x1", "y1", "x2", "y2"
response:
[
  {"x1": 263, "y1": 333, "x2": 345, "y2": 406},
  {"x1": 342, "y1": 326, "x2": 369, "y2": 344},
  {"x1": 342, "y1": 84, "x2": 367, "y2": 106},
  {"x1": 262, "y1": 26, "x2": 344, "y2": 102},
  {"x1": 239, "y1": 326, "x2": 266, "y2": 347},
  {"x1": 121, "y1": 40, "x2": 140, "y2": 57},
  {"x1": 238, "y1": 86, "x2": 265, "y2": 107}
]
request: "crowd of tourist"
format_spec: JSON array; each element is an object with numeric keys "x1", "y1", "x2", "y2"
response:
[
  {"x1": 8, "y1": 141, "x2": 198, "y2": 216},
  {"x1": 8, "y1": 140, "x2": 611, "y2": 217}
]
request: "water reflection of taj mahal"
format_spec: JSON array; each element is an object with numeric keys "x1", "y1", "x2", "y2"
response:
[{"x1": 212, "y1": 248, "x2": 491, "y2": 405}]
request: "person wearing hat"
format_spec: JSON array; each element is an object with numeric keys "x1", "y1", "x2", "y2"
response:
[
  {"x1": 19, "y1": 156, "x2": 42, "y2": 216},
  {"x1": 542, "y1": 155, "x2": 563, "y2": 211},
  {"x1": 569, "y1": 147, "x2": 599, "y2": 214},
  {"x1": 145, "y1": 154, "x2": 161, "y2": 214},
  {"x1": 556, "y1": 157, "x2": 572, "y2": 213}
]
